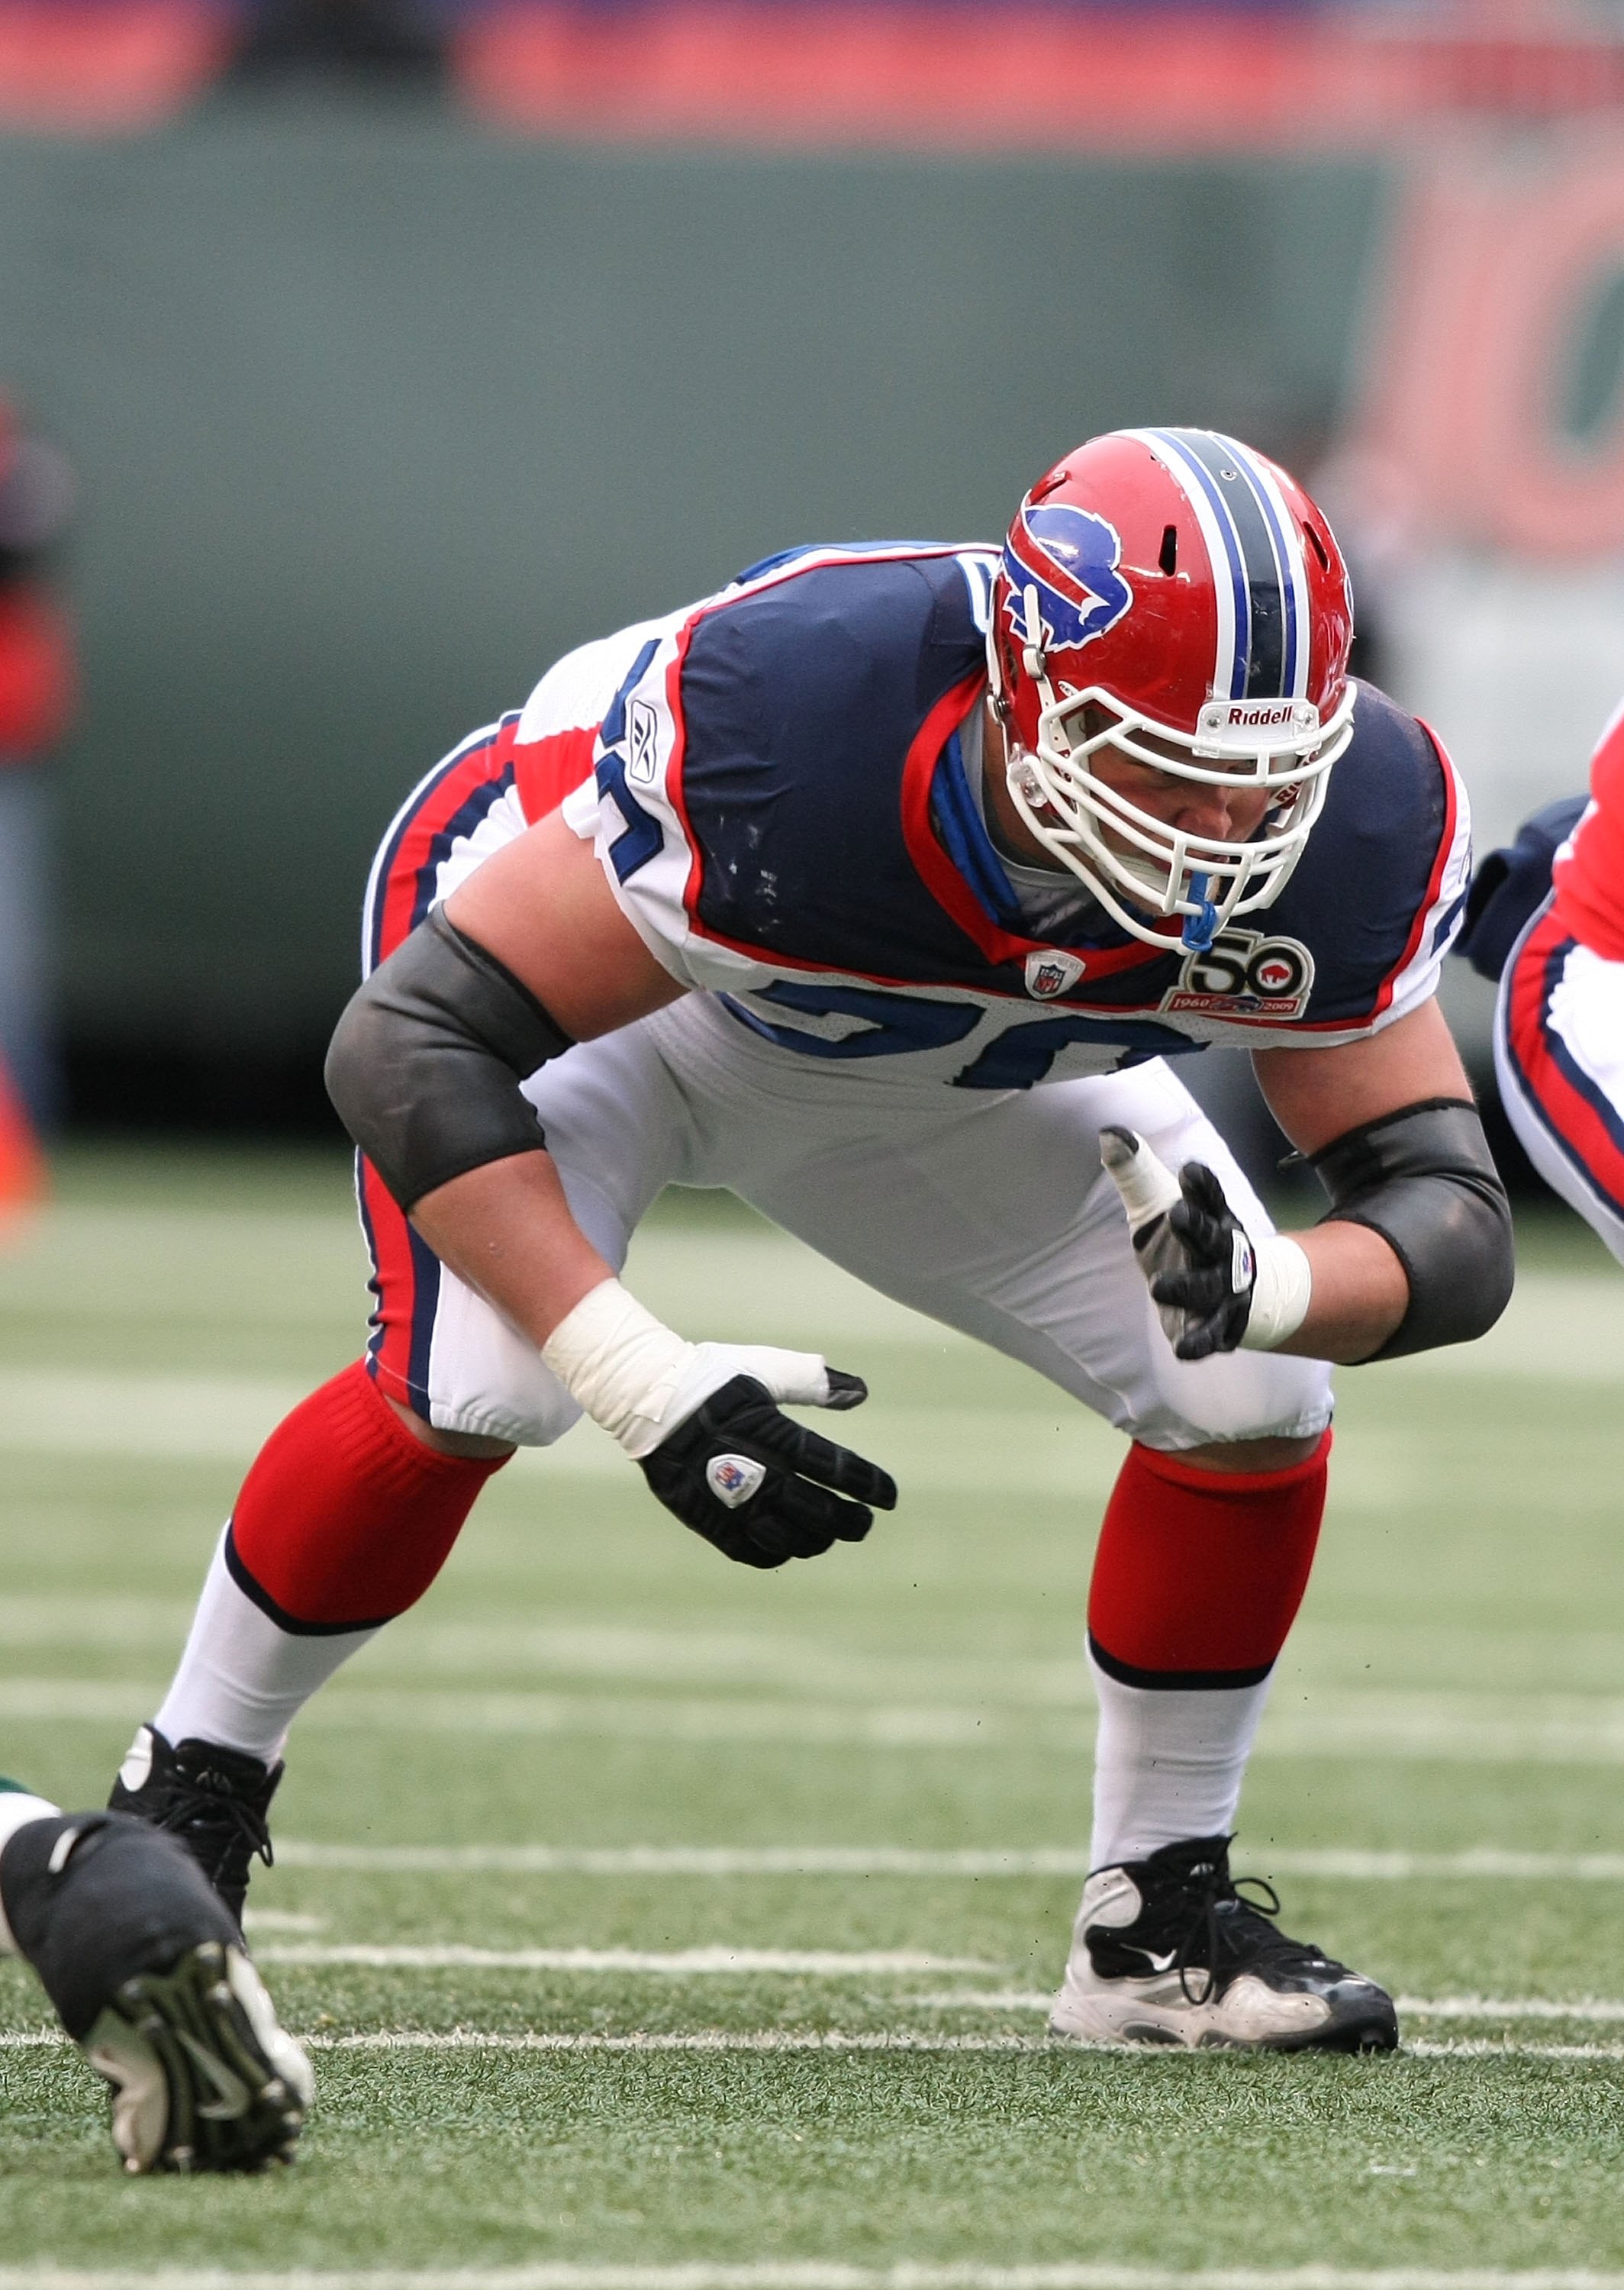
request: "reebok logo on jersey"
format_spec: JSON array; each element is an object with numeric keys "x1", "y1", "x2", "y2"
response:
[
  {"x1": 627, "y1": 698, "x2": 660, "y2": 786},
  {"x1": 1024, "y1": 950, "x2": 1087, "y2": 999}
]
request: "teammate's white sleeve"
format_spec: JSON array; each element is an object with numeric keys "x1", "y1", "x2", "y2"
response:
[{"x1": 0, "y1": 1783, "x2": 62, "y2": 1953}]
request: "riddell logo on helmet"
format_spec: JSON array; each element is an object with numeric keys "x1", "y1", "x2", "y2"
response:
[
  {"x1": 1199, "y1": 698, "x2": 1319, "y2": 737},
  {"x1": 1216, "y1": 703, "x2": 1294, "y2": 728}
]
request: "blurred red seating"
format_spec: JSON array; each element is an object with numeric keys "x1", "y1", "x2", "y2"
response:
[
  {"x1": 456, "y1": 3, "x2": 1624, "y2": 153},
  {"x1": 0, "y1": 0, "x2": 233, "y2": 128}
]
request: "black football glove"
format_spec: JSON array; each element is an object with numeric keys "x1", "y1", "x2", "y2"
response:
[
  {"x1": 1151, "y1": 1161, "x2": 1260, "y2": 1360},
  {"x1": 1100, "y1": 1126, "x2": 1258, "y2": 1361},
  {"x1": 639, "y1": 1369, "x2": 897, "y2": 1568}
]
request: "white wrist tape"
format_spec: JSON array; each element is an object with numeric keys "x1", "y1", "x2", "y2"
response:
[
  {"x1": 542, "y1": 1279, "x2": 833, "y2": 1461},
  {"x1": 541, "y1": 1280, "x2": 697, "y2": 1459},
  {"x1": 1098, "y1": 1125, "x2": 1182, "y2": 1231},
  {"x1": 1239, "y1": 1233, "x2": 1313, "y2": 1352}
]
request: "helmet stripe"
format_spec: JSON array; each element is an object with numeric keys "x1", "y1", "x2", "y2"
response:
[
  {"x1": 1213, "y1": 432, "x2": 1310, "y2": 702},
  {"x1": 1142, "y1": 428, "x2": 1253, "y2": 697},
  {"x1": 1160, "y1": 430, "x2": 1294, "y2": 702},
  {"x1": 1126, "y1": 428, "x2": 1240, "y2": 702}
]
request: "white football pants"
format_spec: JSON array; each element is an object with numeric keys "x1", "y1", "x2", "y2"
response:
[{"x1": 387, "y1": 992, "x2": 1332, "y2": 1455}]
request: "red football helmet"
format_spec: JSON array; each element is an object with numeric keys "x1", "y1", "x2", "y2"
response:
[{"x1": 988, "y1": 427, "x2": 1355, "y2": 950}]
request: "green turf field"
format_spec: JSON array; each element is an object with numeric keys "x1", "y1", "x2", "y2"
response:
[{"x1": 4, "y1": 1142, "x2": 1624, "y2": 2287}]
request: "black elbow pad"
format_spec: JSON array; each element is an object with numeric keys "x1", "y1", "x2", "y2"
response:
[
  {"x1": 325, "y1": 906, "x2": 575, "y2": 1212},
  {"x1": 1310, "y1": 1097, "x2": 1514, "y2": 1361}
]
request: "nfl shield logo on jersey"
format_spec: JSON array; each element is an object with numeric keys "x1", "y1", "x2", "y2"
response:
[
  {"x1": 705, "y1": 1453, "x2": 767, "y2": 1509},
  {"x1": 1024, "y1": 950, "x2": 1087, "y2": 999}
]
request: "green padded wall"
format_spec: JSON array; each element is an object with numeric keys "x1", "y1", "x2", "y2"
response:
[{"x1": 0, "y1": 94, "x2": 1379, "y2": 1059}]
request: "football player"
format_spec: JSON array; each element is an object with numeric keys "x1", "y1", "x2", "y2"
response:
[
  {"x1": 0, "y1": 1776, "x2": 311, "y2": 2170},
  {"x1": 110, "y1": 429, "x2": 1513, "y2": 2052},
  {"x1": 1481, "y1": 698, "x2": 1624, "y2": 1262}
]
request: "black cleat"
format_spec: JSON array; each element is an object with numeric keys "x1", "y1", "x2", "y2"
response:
[
  {"x1": 0, "y1": 1810, "x2": 312, "y2": 2172},
  {"x1": 110, "y1": 1724, "x2": 281, "y2": 1927},
  {"x1": 1051, "y1": 1833, "x2": 1399, "y2": 2053}
]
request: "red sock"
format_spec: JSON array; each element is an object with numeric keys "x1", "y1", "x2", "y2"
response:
[
  {"x1": 227, "y1": 1361, "x2": 507, "y2": 1630},
  {"x1": 1087, "y1": 1432, "x2": 1331, "y2": 1688}
]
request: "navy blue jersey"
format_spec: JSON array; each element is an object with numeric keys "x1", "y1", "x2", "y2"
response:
[{"x1": 537, "y1": 543, "x2": 1471, "y2": 1090}]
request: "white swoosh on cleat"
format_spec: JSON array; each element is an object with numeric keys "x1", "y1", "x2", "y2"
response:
[
  {"x1": 1134, "y1": 1949, "x2": 1178, "y2": 1974},
  {"x1": 176, "y1": 2032, "x2": 251, "y2": 2121}
]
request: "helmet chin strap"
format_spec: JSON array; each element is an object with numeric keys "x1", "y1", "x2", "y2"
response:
[{"x1": 1020, "y1": 583, "x2": 1049, "y2": 686}]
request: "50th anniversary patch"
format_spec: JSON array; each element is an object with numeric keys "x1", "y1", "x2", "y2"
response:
[{"x1": 1161, "y1": 927, "x2": 1315, "y2": 1021}]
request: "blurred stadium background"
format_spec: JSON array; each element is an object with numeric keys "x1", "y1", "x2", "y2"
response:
[{"x1": 0, "y1": 0, "x2": 1622, "y2": 1154}]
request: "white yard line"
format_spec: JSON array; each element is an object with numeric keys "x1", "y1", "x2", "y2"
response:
[
  {"x1": 27, "y1": 1680, "x2": 1624, "y2": 1765},
  {"x1": 1394, "y1": 1997, "x2": 1624, "y2": 2021},
  {"x1": 268, "y1": 1843, "x2": 1624, "y2": 1880},
  {"x1": 906, "y1": 1994, "x2": 1624, "y2": 2025},
  {"x1": 1407, "y1": 2040, "x2": 1624, "y2": 2059},
  {"x1": 11, "y1": 2268, "x2": 1624, "y2": 2289},
  {"x1": 909, "y1": 1992, "x2": 1055, "y2": 2011},
  {"x1": 5, "y1": 2025, "x2": 1624, "y2": 2066},
  {"x1": 1, "y1": 1266, "x2": 1622, "y2": 1495},
  {"x1": 0, "y1": 1371, "x2": 1114, "y2": 1497},
  {"x1": 314, "y1": 2031, "x2": 1052, "y2": 2053},
  {"x1": 271, "y1": 1843, "x2": 1096, "y2": 1875},
  {"x1": 0, "y1": 1681, "x2": 1022, "y2": 1749},
  {"x1": 250, "y1": 1946, "x2": 995, "y2": 1974},
  {"x1": 302, "y1": 2033, "x2": 1624, "y2": 2062}
]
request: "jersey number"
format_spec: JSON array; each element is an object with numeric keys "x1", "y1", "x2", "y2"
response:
[{"x1": 725, "y1": 982, "x2": 1188, "y2": 1082}]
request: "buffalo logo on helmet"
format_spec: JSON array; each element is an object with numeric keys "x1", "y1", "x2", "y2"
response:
[{"x1": 1002, "y1": 503, "x2": 1133, "y2": 661}]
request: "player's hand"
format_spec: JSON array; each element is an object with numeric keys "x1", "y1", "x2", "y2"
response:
[
  {"x1": 640, "y1": 1364, "x2": 897, "y2": 1569},
  {"x1": 540, "y1": 1280, "x2": 897, "y2": 1565},
  {"x1": 1099, "y1": 1127, "x2": 1312, "y2": 1360}
]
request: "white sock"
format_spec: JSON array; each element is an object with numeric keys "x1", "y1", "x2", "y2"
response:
[
  {"x1": 152, "y1": 1528, "x2": 382, "y2": 1766},
  {"x1": 0, "y1": 1785, "x2": 62, "y2": 1954},
  {"x1": 1088, "y1": 1647, "x2": 1272, "y2": 1870}
]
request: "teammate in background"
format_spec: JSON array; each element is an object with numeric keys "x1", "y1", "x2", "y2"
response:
[
  {"x1": 0, "y1": 394, "x2": 311, "y2": 2172},
  {"x1": 1481, "y1": 701, "x2": 1624, "y2": 1260},
  {"x1": 111, "y1": 430, "x2": 1512, "y2": 2053},
  {"x1": 0, "y1": 1776, "x2": 311, "y2": 2170},
  {"x1": 0, "y1": 402, "x2": 76, "y2": 1133}
]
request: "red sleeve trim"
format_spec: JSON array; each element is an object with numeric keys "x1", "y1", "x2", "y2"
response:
[
  {"x1": 508, "y1": 720, "x2": 598, "y2": 820},
  {"x1": 1365, "y1": 716, "x2": 1458, "y2": 1022}
]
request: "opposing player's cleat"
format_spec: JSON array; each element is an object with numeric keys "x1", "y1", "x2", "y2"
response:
[
  {"x1": 110, "y1": 1725, "x2": 282, "y2": 1927},
  {"x1": 0, "y1": 1809, "x2": 312, "y2": 2172},
  {"x1": 85, "y1": 1938, "x2": 313, "y2": 2174},
  {"x1": 1050, "y1": 1833, "x2": 1398, "y2": 2053}
]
